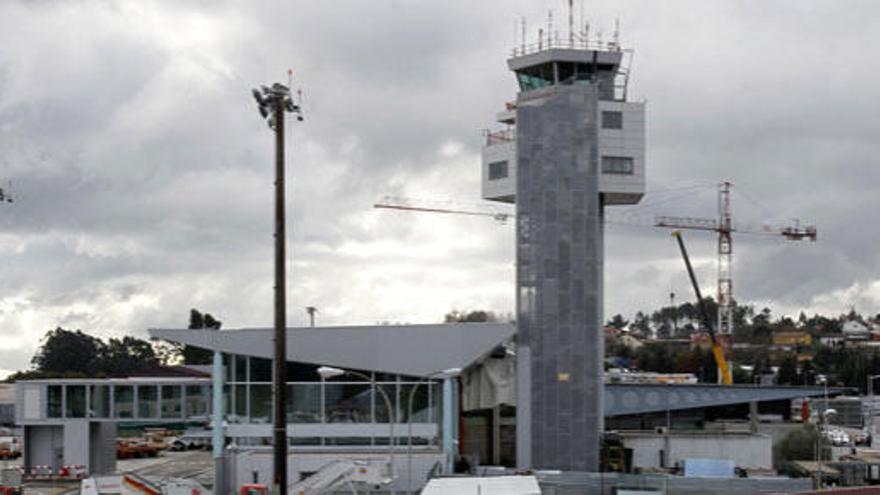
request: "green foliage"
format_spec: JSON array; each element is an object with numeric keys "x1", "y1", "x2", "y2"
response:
[
  {"x1": 606, "y1": 314, "x2": 629, "y2": 330},
  {"x1": 31, "y1": 327, "x2": 104, "y2": 375},
  {"x1": 777, "y1": 356, "x2": 799, "y2": 385},
  {"x1": 774, "y1": 425, "x2": 819, "y2": 468},
  {"x1": 20, "y1": 327, "x2": 158, "y2": 379},
  {"x1": 180, "y1": 308, "x2": 222, "y2": 365},
  {"x1": 444, "y1": 310, "x2": 499, "y2": 323}
]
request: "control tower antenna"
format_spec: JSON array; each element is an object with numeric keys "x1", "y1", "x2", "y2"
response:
[
  {"x1": 547, "y1": 10, "x2": 553, "y2": 47},
  {"x1": 521, "y1": 16, "x2": 527, "y2": 52},
  {"x1": 568, "y1": 0, "x2": 574, "y2": 46},
  {"x1": 613, "y1": 18, "x2": 621, "y2": 47},
  {"x1": 579, "y1": 0, "x2": 585, "y2": 41}
]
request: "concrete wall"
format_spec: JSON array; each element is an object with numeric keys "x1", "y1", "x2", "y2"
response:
[
  {"x1": 621, "y1": 433, "x2": 773, "y2": 470},
  {"x1": 24, "y1": 425, "x2": 63, "y2": 469},
  {"x1": 226, "y1": 448, "x2": 445, "y2": 494},
  {"x1": 63, "y1": 420, "x2": 90, "y2": 468},
  {"x1": 516, "y1": 83, "x2": 604, "y2": 472},
  {"x1": 89, "y1": 422, "x2": 117, "y2": 475}
]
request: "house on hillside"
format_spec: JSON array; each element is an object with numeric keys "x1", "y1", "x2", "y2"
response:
[
  {"x1": 842, "y1": 320, "x2": 871, "y2": 342},
  {"x1": 773, "y1": 331, "x2": 813, "y2": 347}
]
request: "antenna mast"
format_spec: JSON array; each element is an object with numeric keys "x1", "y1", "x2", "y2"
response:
[{"x1": 568, "y1": 0, "x2": 574, "y2": 46}]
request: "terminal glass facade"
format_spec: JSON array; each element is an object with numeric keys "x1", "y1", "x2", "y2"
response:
[{"x1": 29, "y1": 353, "x2": 443, "y2": 447}]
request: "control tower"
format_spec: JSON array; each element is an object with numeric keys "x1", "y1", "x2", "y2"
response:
[{"x1": 481, "y1": 35, "x2": 645, "y2": 471}]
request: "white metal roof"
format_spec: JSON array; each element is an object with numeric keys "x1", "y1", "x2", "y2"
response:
[{"x1": 149, "y1": 323, "x2": 515, "y2": 377}]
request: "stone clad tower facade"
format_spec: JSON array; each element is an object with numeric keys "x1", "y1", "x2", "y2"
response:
[{"x1": 482, "y1": 41, "x2": 645, "y2": 471}]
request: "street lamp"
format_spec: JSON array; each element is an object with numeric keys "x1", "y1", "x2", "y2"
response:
[
  {"x1": 252, "y1": 80, "x2": 303, "y2": 495},
  {"x1": 317, "y1": 366, "x2": 396, "y2": 488},
  {"x1": 405, "y1": 368, "x2": 462, "y2": 492}
]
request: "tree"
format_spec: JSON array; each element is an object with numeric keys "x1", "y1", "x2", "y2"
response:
[
  {"x1": 777, "y1": 356, "x2": 799, "y2": 385},
  {"x1": 31, "y1": 327, "x2": 104, "y2": 376},
  {"x1": 180, "y1": 309, "x2": 222, "y2": 365},
  {"x1": 444, "y1": 310, "x2": 499, "y2": 323},
  {"x1": 607, "y1": 314, "x2": 629, "y2": 330},
  {"x1": 630, "y1": 311, "x2": 651, "y2": 337},
  {"x1": 774, "y1": 426, "x2": 819, "y2": 469},
  {"x1": 99, "y1": 336, "x2": 158, "y2": 376}
]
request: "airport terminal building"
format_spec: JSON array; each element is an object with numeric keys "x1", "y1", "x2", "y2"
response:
[{"x1": 14, "y1": 322, "x2": 839, "y2": 492}]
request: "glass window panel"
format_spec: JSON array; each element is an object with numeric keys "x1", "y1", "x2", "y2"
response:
[
  {"x1": 223, "y1": 385, "x2": 233, "y2": 422},
  {"x1": 290, "y1": 437, "x2": 322, "y2": 446},
  {"x1": 286, "y1": 362, "x2": 320, "y2": 382},
  {"x1": 287, "y1": 384, "x2": 321, "y2": 423},
  {"x1": 89, "y1": 385, "x2": 110, "y2": 418},
  {"x1": 185, "y1": 385, "x2": 210, "y2": 419},
  {"x1": 224, "y1": 354, "x2": 233, "y2": 382},
  {"x1": 235, "y1": 356, "x2": 248, "y2": 382},
  {"x1": 47, "y1": 385, "x2": 63, "y2": 418},
  {"x1": 325, "y1": 437, "x2": 373, "y2": 446},
  {"x1": 324, "y1": 383, "x2": 371, "y2": 423},
  {"x1": 601, "y1": 156, "x2": 634, "y2": 175},
  {"x1": 250, "y1": 358, "x2": 272, "y2": 383},
  {"x1": 602, "y1": 111, "x2": 623, "y2": 129},
  {"x1": 66, "y1": 385, "x2": 86, "y2": 418},
  {"x1": 374, "y1": 384, "x2": 400, "y2": 424},
  {"x1": 234, "y1": 385, "x2": 247, "y2": 419},
  {"x1": 488, "y1": 161, "x2": 508, "y2": 180},
  {"x1": 115, "y1": 386, "x2": 134, "y2": 418},
  {"x1": 161, "y1": 385, "x2": 182, "y2": 419},
  {"x1": 137, "y1": 386, "x2": 158, "y2": 419},
  {"x1": 400, "y1": 383, "x2": 431, "y2": 423},
  {"x1": 250, "y1": 384, "x2": 272, "y2": 423}
]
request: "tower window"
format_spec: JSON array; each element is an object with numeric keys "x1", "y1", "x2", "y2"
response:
[
  {"x1": 602, "y1": 111, "x2": 623, "y2": 129},
  {"x1": 602, "y1": 156, "x2": 634, "y2": 175},
  {"x1": 489, "y1": 160, "x2": 509, "y2": 180}
]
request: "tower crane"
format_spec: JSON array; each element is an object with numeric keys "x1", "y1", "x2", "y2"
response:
[
  {"x1": 373, "y1": 196, "x2": 513, "y2": 224},
  {"x1": 374, "y1": 184, "x2": 817, "y2": 348},
  {"x1": 653, "y1": 181, "x2": 816, "y2": 339}
]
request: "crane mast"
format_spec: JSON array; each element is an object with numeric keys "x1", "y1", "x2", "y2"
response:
[{"x1": 655, "y1": 181, "x2": 816, "y2": 342}]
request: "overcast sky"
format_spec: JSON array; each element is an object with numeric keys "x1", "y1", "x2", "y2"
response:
[{"x1": 0, "y1": 0, "x2": 877, "y2": 377}]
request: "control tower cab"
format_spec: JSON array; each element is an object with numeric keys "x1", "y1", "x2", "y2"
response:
[{"x1": 482, "y1": 43, "x2": 645, "y2": 206}]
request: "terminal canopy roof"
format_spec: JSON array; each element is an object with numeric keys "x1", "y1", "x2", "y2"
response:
[{"x1": 149, "y1": 323, "x2": 515, "y2": 378}]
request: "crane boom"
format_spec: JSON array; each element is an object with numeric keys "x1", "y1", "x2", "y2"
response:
[
  {"x1": 671, "y1": 230, "x2": 733, "y2": 385},
  {"x1": 373, "y1": 196, "x2": 513, "y2": 223}
]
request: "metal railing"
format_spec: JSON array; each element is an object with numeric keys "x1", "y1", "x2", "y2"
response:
[
  {"x1": 484, "y1": 129, "x2": 515, "y2": 146},
  {"x1": 511, "y1": 37, "x2": 623, "y2": 58}
]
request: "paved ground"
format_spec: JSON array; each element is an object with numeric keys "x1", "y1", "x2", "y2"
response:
[
  {"x1": 120, "y1": 450, "x2": 214, "y2": 487},
  {"x1": 12, "y1": 450, "x2": 214, "y2": 494}
]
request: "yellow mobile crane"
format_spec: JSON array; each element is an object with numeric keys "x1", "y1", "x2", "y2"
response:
[{"x1": 672, "y1": 230, "x2": 733, "y2": 385}]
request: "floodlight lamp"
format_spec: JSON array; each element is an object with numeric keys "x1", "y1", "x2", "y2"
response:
[
  {"x1": 296, "y1": 115, "x2": 304, "y2": 122},
  {"x1": 252, "y1": 88, "x2": 265, "y2": 106},
  {"x1": 259, "y1": 105, "x2": 269, "y2": 119},
  {"x1": 318, "y1": 366, "x2": 346, "y2": 380},
  {"x1": 267, "y1": 115, "x2": 276, "y2": 129},
  {"x1": 285, "y1": 100, "x2": 296, "y2": 112},
  {"x1": 272, "y1": 82, "x2": 290, "y2": 94}
]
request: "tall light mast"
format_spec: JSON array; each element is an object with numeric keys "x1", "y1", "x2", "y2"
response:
[{"x1": 252, "y1": 81, "x2": 303, "y2": 495}]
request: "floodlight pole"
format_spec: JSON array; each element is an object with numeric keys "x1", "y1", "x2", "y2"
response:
[
  {"x1": 272, "y1": 93, "x2": 288, "y2": 495},
  {"x1": 254, "y1": 80, "x2": 302, "y2": 495}
]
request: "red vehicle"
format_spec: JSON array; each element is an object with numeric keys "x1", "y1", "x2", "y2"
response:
[
  {"x1": 239, "y1": 484, "x2": 267, "y2": 495},
  {"x1": 0, "y1": 448, "x2": 20, "y2": 460}
]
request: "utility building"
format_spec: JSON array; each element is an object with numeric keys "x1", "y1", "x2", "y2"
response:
[{"x1": 482, "y1": 37, "x2": 645, "y2": 471}]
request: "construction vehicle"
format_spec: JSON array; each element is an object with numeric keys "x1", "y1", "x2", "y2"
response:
[{"x1": 671, "y1": 230, "x2": 733, "y2": 385}]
